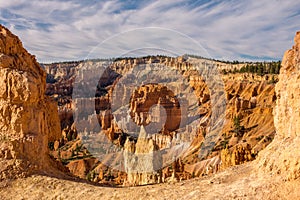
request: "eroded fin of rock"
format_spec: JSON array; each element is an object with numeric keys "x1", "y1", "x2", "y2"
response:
[
  {"x1": 257, "y1": 31, "x2": 300, "y2": 180},
  {"x1": 0, "y1": 25, "x2": 61, "y2": 180}
]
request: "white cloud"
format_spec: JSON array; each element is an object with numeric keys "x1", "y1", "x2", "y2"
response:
[{"x1": 0, "y1": 0, "x2": 299, "y2": 62}]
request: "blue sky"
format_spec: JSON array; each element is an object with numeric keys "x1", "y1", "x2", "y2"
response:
[{"x1": 0, "y1": 0, "x2": 299, "y2": 63}]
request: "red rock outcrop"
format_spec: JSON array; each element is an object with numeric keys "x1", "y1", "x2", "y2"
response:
[{"x1": 129, "y1": 84, "x2": 182, "y2": 133}]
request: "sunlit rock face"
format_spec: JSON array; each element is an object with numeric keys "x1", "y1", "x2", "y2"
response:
[
  {"x1": 0, "y1": 25, "x2": 61, "y2": 180},
  {"x1": 129, "y1": 84, "x2": 182, "y2": 134},
  {"x1": 257, "y1": 31, "x2": 300, "y2": 180},
  {"x1": 123, "y1": 126, "x2": 162, "y2": 186}
]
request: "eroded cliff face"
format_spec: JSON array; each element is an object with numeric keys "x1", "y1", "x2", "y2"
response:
[
  {"x1": 257, "y1": 31, "x2": 300, "y2": 180},
  {"x1": 0, "y1": 25, "x2": 61, "y2": 179}
]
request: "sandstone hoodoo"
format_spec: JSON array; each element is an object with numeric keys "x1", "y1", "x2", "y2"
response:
[{"x1": 0, "y1": 25, "x2": 61, "y2": 180}]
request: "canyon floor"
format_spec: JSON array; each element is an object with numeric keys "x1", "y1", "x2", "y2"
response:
[{"x1": 1, "y1": 162, "x2": 299, "y2": 200}]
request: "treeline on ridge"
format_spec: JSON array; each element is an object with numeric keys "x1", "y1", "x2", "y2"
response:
[{"x1": 222, "y1": 61, "x2": 281, "y2": 75}]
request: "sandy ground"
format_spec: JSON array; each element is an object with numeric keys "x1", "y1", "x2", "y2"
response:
[{"x1": 0, "y1": 163, "x2": 299, "y2": 200}]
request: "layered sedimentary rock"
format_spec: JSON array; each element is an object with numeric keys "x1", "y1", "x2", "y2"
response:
[
  {"x1": 257, "y1": 31, "x2": 300, "y2": 180},
  {"x1": 3, "y1": 24, "x2": 298, "y2": 190},
  {"x1": 123, "y1": 126, "x2": 162, "y2": 186},
  {"x1": 0, "y1": 25, "x2": 61, "y2": 179},
  {"x1": 129, "y1": 84, "x2": 183, "y2": 135},
  {"x1": 45, "y1": 55, "x2": 277, "y2": 185}
]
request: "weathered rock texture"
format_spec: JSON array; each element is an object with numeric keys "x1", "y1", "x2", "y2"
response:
[
  {"x1": 0, "y1": 25, "x2": 61, "y2": 179},
  {"x1": 129, "y1": 84, "x2": 181, "y2": 133},
  {"x1": 2, "y1": 30, "x2": 300, "y2": 200},
  {"x1": 257, "y1": 31, "x2": 300, "y2": 180},
  {"x1": 123, "y1": 126, "x2": 162, "y2": 186},
  {"x1": 44, "y1": 55, "x2": 277, "y2": 186}
]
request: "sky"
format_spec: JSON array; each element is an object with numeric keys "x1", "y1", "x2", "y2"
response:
[{"x1": 0, "y1": 0, "x2": 299, "y2": 63}]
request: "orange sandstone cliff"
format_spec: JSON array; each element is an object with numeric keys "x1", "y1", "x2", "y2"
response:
[
  {"x1": 257, "y1": 31, "x2": 300, "y2": 180},
  {"x1": 0, "y1": 25, "x2": 61, "y2": 180}
]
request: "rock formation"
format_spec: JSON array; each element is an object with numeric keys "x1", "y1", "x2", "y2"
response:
[
  {"x1": 123, "y1": 126, "x2": 162, "y2": 186},
  {"x1": 44, "y1": 55, "x2": 277, "y2": 185},
  {"x1": 257, "y1": 31, "x2": 300, "y2": 180},
  {"x1": 0, "y1": 25, "x2": 61, "y2": 179},
  {"x1": 1, "y1": 30, "x2": 300, "y2": 200},
  {"x1": 129, "y1": 84, "x2": 182, "y2": 133}
]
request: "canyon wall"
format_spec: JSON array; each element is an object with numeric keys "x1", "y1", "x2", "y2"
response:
[
  {"x1": 0, "y1": 25, "x2": 61, "y2": 179},
  {"x1": 257, "y1": 31, "x2": 300, "y2": 180},
  {"x1": 44, "y1": 56, "x2": 277, "y2": 185}
]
